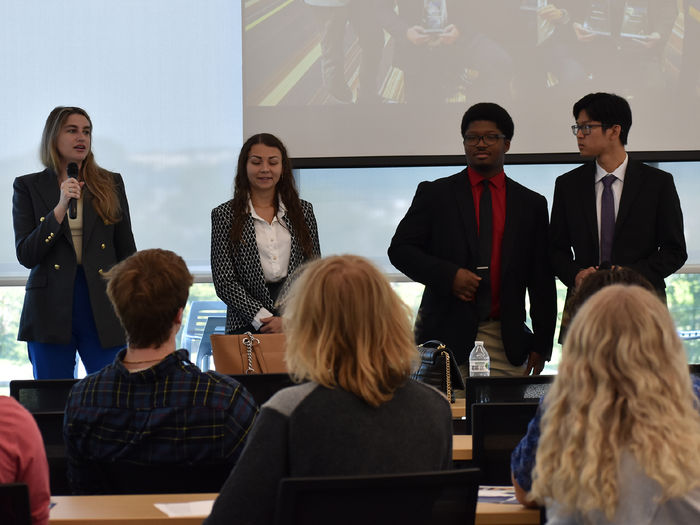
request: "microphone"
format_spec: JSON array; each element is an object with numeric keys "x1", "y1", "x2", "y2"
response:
[{"x1": 67, "y1": 162, "x2": 79, "y2": 219}]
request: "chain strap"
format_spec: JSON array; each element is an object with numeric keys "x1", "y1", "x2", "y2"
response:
[
  {"x1": 242, "y1": 332, "x2": 260, "y2": 374},
  {"x1": 441, "y1": 349, "x2": 452, "y2": 401}
]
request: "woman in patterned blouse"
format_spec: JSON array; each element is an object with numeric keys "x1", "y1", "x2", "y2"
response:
[{"x1": 210, "y1": 133, "x2": 320, "y2": 334}]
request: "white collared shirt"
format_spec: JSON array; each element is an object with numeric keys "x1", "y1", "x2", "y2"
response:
[
  {"x1": 595, "y1": 154, "x2": 628, "y2": 262},
  {"x1": 248, "y1": 199, "x2": 291, "y2": 328}
]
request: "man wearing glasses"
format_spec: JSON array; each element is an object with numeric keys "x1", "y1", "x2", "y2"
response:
[
  {"x1": 550, "y1": 92, "x2": 686, "y2": 308},
  {"x1": 389, "y1": 103, "x2": 556, "y2": 380}
]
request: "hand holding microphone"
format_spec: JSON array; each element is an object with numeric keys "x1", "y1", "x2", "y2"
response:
[{"x1": 67, "y1": 162, "x2": 79, "y2": 219}]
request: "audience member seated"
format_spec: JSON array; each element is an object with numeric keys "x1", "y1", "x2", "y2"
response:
[
  {"x1": 0, "y1": 396, "x2": 51, "y2": 525},
  {"x1": 204, "y1": 255, "x2": 453, "y2": 525},
  {"x1": 511, "y1": 267, "x2": 674, "y2": 499},
  {"x1": 517, "y1": 285, "x2": 700, "y2": 522},
  {"x1": 63, "y1": 249, "x2": 258, "y2": 494}
]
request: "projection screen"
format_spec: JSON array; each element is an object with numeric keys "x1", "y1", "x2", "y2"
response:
[{"x1": 242, "y1": 0, "x2": 700, "y2": 159}]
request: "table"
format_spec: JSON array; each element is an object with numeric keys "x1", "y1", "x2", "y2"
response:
[
  {"x1": 451, "y1": 397, "x2": 466, "y2": 419},
  {"x1": 453, "y1": 434, "x2": 473, "y2": 460},
  {"x1": 50, "y1": 493, "x2": 217, "y2": 524},
  {"x1": 475, "y1": 502, "x2": 540, "y2": 524},
  {"x1": 50, "y1": 493, "x2": 539, "y2": 525}
]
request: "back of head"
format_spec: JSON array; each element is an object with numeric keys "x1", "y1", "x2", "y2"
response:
[
  {"x1": 531, "y1": 285, "x2": 700, "y2": 518},
  {"x1": 283, "y1": 255, "x2": 417, "y2": 407},
  {"x1": 572, "y1": 92, "x2": 632, "y2": 145},
  {"x1": 561, "y1": 267, "x2": 654, "y2": 334},
  {"x1": 460, "y1": 102, "x2": 514, "y2": 140},
  {"x1": 105, "y1": 249, "x2": 194, "y2": 348}
]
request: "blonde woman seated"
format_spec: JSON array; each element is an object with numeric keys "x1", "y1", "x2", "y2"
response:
[
  {"x1": 529, "y1": 285, "x2": 700, "y2": 523},
  {"x1": 204, "y1": 255, "x2": 453, "y2": 525}
]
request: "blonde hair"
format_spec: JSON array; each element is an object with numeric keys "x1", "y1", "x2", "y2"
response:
[
  {"x1": 530, "y1": 285, "x2": 700, "y2": 519},
  {"x1": 40, "y1": 106, "x2": 122, "y2": 223},
  {"x1": 283, "y1": 255, "x2": 418, "y2": 407}
]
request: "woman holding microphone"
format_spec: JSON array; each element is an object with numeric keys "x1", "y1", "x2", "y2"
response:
[{"x1": 13, "y1": 106, "x2": 136, "y2": 378}]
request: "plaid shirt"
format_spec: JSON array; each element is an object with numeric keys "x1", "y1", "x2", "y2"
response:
[{"x1": 64, "y1": 349, "x2": 258, "y2": 494}]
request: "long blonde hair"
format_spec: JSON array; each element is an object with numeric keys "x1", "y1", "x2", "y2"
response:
[
  {"x1": 530, "y1": 285, "x2": 700, "y2": 519},
  {"x1": 283, "y1": 255, "x2": 418, "y2": 407},
  {"x1": 40, "y1": 106, "x2": 122, "y2": 223}
]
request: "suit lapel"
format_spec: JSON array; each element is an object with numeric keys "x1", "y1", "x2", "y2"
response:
[
  {"x1": 453, "y1": 169, "x2": 478, "y2": 264},
  {"x1": 82, "y1": 190, "x2": 97, "y2": 249},
  {"x1": 35, "y1": 169, "x2": 70, "y2": 239},
  {"x1": 615, "y1": 160, "x2": 642, "y2": 235},
  {"x1": 581, "y1": 163, "x2": 599, "y2": 251},
  {"x1": 501, "y1": 178, "x2": 518, "y2": 277}
]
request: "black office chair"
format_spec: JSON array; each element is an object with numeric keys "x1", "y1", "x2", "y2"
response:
[
  {"x1": 471, "y1": 401, "x2": 540, "y2": 486},
  {"x1": 689, "y1": 363, "x2": 700, "y2": 378},
  {"x1": 275, "y1": 468, "x2": 481, "y2": 525},
  {"x1": 88, "y1": 461, "x2": 233, "y2": 494},
  {"x1": 9, "y1": 379, "x2": 78, "y2": 413},
  {"x1": 464, "y1": 375, "x2": 553, "y2": 427},
  {"x1": 0, "y1": 483, "x2": 32, "y2": 525},
  {"x1": 31, "y1": 411, "x2": 71, "y2": 495},
  {"x1": 229, "y1": 373, "x2": 295, "y2": 406}
]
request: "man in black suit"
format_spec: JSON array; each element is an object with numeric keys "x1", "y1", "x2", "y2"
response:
[
  {"x1": 550, "y1": 92, "x2": 687, "y2": 307},
  {"x1": 388, "y1": 103, "x2": 556, "y2": 378}
]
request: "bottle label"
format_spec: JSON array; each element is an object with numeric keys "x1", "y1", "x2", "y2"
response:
[{"x1": 470, "y1": 361, "x2": 489, "y2": 373}]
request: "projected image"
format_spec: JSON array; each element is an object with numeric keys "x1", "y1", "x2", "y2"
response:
[
  {"x1": 243, "y1": 0, "x2": 699, "y2": 156},
  {"x1": 243, "y1": 1, "x2": 696, "y2": 107}
]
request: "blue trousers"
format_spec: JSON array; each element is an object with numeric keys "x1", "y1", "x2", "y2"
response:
[{"x1": 27, "y1": 267, "x2": 123, "y2": 379}]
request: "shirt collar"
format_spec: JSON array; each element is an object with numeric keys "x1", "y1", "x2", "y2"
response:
[
  {"x1": 247, "y1": 198, "x2": 287, "y2": 223},
  {"x1": 595, "y1": 154, "x2": 628, "y2": 183},
  {"x1": 115, "y1": 348, "x2": 191, "y2": 380},
  {"x1": 467, "y1": 167, "x2": 506, "y2": 189}
]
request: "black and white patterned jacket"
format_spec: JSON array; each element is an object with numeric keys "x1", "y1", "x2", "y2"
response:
[{"x1": 210, "y1": 199, "x2": 320, "y2": 333}]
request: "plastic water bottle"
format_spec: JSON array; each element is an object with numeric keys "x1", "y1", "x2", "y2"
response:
[{"x1": 469, "y1": 341, "x2": 490, "y2": 377}]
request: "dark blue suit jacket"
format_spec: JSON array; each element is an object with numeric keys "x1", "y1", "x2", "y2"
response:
[
  {"x1": 549, "y1": 159, "x2": 687, "y2": 297},
  {"x1": 13, "y1": 168, "x2": 136, "y2": 347}
]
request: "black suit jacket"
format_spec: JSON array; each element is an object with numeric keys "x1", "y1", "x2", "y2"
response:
[
  {"x1": 388, "y1": 169, "x2": 557, "y2": 365},
  {"x1": 550, "y1": 159, "x2": 687, "y2": 296},
  {"x1": 13, "y1": 169, "x2": 136, "y2": 347}
]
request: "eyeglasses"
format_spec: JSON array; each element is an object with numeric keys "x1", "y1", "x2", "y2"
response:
[
  {"x1": 463, "y1": 133, "x2": 506, "y2": 146},
  {"x1": 571, "y1": 123, "x2": 604, "y2": 136}
]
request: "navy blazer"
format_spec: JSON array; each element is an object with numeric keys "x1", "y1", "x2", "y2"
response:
[
  {"x1": 388, "y1": 169, "x2": 557, "y2": 365},
  {"x1": 549, "y1": 159, "x2": 687, "y2": 296},
  {"x1": 13, "y1": 169, "x2": 136, "y2": 347},
  {"x1": 210, "y1": 199, "x2": 321, "y2": 334}
]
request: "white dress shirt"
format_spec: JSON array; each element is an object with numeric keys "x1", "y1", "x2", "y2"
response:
[{"x1": 248, "y1": 199, "x2": 291, "y2": 329}]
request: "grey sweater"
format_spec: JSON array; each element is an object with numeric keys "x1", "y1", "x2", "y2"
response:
[{"x1": 204, "y1": 379, "x2": 453, "y2": 525}]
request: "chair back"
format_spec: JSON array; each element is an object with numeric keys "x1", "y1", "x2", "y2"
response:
[
  {"x1": 91, "y1": 461, "x2": 232, "y2": 494},
  {"x1": 9, "y1": 379, "x2": 78, "y2": 412},
  {"x1": 275, "y1": 468, "x2": 480, "y2": 525},
  {"x1": 31, "y1": 411, "x2": 71, "y2": 495},
  {"x1": 0, "y1": 483, "x2": 32, "y2": 525},
  {"x1": 180, "y1": 300, "x2": 226, "y2": 356},
  {"x1": 196, "y1": 316, "x2": 227, "y2": 371},
  {"x1": 690, "y1": 363, "x2": 700, "y2": 379},
  {"x1": 228, "y1": 373, "x2": 295, "y2": 405},
  {"x1": 471, "y1": 401, "x2": 540, "y2": 485},
  {"x1": 464, "y1": 375, "x2": 553, "y2": 426}
]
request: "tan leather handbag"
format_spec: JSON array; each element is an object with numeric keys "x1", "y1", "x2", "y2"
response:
[{"x1": 211, "y1": 332, "x2": 287, "y2": 374}]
